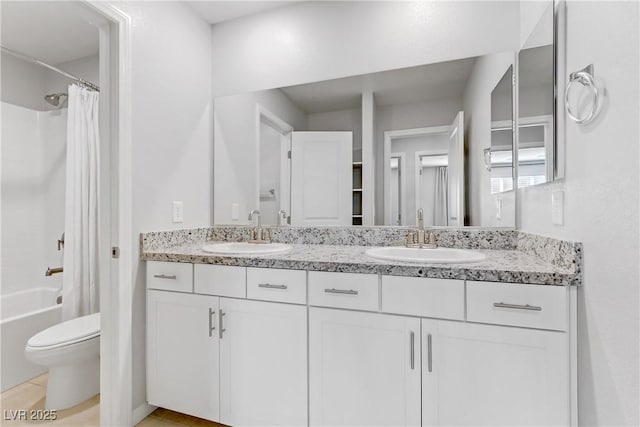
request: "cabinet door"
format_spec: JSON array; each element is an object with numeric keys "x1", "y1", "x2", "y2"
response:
[
  {"x1": 422, "y1": 319, "x2": 568, "y2": 426},
  {"x1": 219, "y1": 298, "x2": 307, "y2": 427},
  {"x1": 309, "y1": 308, "x2": 420, "y2": 426},
  {"x1": 147, "y1": 290, "x2": 220, "y2": 421}
]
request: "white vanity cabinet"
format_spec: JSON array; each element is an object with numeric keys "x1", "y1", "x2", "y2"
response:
[
  {"x1": 146, "y1": 261, "x2": 576, "y2": 427},
  {"x1": 147, "y1": 290, "x2": 220, "y2": 421},
  {"x1": 146, "y1": 262, "x2": 308, "y2": 426},
  {"x1": 421, "y1": 319, "x2": 569, "y2": 426},
  {"x1": 309, "y1": 307, "x2": 421, "y2": 426},
  {"x1": 219, "y1": 298, "x2": 307, "y2": 427}
]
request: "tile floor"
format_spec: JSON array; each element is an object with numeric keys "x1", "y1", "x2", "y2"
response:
[{"x1": 0, "y1": 374, "x2": 225, "y2": 426}]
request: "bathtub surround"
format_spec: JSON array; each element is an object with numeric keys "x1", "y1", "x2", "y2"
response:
[
  {"x1": 0, "y1": 103, "x2": 66, "y2": 295},
  {"x1": 140, "y1": 226, "x2": 582, "y2": 286}
]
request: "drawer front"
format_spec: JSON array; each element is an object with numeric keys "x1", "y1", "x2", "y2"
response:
[
  {"x1": 467, "y1": 281, "x2": 567, "y2": 331},
  {"x1": 381, "y1": 276, "x2": 465, "y2": 320},
  {"x1": 147, "y1": 261, "x2": 193, "y2": 292},
  {"x1": 308, "y1": 272, "x2": 378, "y2": 311},
  {"x1": 247, "y1": 268, "x2": 307, "y2": 304},
  {"x1": 194, "y1": 264, "x2": 246, "y2": 298}
]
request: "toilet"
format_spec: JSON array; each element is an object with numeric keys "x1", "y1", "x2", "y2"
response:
[{"x1": 25, "y1": 313, "x2": 100, "y2": 410}]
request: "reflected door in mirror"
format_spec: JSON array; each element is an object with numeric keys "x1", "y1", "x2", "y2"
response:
[{"x1": 290, "y1": 131, "x2": 353, "y2": 226}]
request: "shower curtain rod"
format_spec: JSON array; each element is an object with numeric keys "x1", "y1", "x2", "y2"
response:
[{"x1": 1, "y1": 45, "x2": 100, "y2": 92}]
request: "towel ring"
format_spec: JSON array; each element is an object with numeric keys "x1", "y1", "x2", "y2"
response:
[{"x1": 565, "y1": 64, "x2": 600, "y2": 125}]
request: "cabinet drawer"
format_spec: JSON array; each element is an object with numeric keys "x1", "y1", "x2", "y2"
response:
[
  {"x1": 381, "y1": 276, "x2": 464, "y2": 320},
  {"x1": 247, "y1": 268, "x2": 306, "y2": 304},
  {"x1": 194, "y1": 264, "x2": 246, "y2": 298},
  {"x1": 308, "y1": 272, "x2": 378, "y2": 311},
  {"x1": 147, "y1": 261, "x2": 193, "y2": 292},
  {"x1": 467, "y1": 281, "x2": 567, "y2": 331}
]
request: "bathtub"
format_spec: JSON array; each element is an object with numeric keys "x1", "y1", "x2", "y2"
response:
[{"x1": 1, "y1": 288, "x2": 62, "y2": 392}]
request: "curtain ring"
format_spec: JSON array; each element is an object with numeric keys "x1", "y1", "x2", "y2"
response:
[{"x1": 565, "y1": 64, "x2": 600, "y2": 125}]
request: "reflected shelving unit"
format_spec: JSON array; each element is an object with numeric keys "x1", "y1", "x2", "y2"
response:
[{"x1": 352, "y1": 162, "x2": 363, "y2": 225}]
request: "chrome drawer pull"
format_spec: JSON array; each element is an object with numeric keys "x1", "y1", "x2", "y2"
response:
[
  {"x1": 153, "y1": 274, "x2": 177, "y2": 280},
  {"x1": 410, "y1": 332, "x2": 415, "y2": 370},
  {"x1": 324, "y1": 288, "x2": 358, "y2": 295},
  {"x1": 208, "y1": 308, "x2": 215, "y2": 337},
  {"x1": 258, "y1": 283, "x2": 288, "y2": 290},
  {"x1": 493, "y1": 302, "x2": 542, "y2": 311},
  {"x1": 219, "y1": 310, "x2": 226, "y2": 339},
  {"x1": 427, "y1": 334, "x2": 433, "y2": 373}
]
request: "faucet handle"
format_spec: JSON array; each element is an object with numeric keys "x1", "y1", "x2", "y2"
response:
[
  {"x1": 405, "y1": 231, "x2": 417, "y2": 247},
  {"x1": 428, "y1": 232, "x2": 437, "y2": 246}
]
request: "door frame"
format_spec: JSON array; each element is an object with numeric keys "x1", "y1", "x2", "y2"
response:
[
  {"x1": 80, "y1": 2, "x2": 133, "y2": 425},
  {"x1": 389, "y1": 152, "x2": 406, "y2": 225},
  {"x1": 255, "y1": 104, "x2": 294, "y2": 221},
  {"x1": 383, "y1": 126, "x2": 449, "y2": 225}
]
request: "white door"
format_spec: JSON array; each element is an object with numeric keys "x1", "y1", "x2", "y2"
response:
[
  {"x1": 219, "y1": 298, "x2": 307, "y2": 427},
  {"x1": 291, "y1": 131, "x2": 353, "y2": 225},
  {"x1": 447, "y1": 112, "x2": 464, "y2": 226},
  {"x1": 422, "y1": 319, "x2": 568, "y2": 426},
  {"x1": 147, "y1": 291, "x2": 220, "y2": 421},
  {"x1": 309, "y1": 308, "x2": 421, "y2": 426}
]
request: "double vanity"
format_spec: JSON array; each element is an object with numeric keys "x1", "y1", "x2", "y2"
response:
[{"x1": 142, "y1": 226, "x2": 581, "y2": 426}]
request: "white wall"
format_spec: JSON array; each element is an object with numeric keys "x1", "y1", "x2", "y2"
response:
[
  {"x1": 113, "y1": 1, "x2": 214, "y2": 413},
  {"x1": 375, "y1": 98, "x2": 462, "y2": 224},
  {"x1": 0, "y1": 53, "x2": 47, "y2": 110},
  {"x1": 518, "y1": 2, "x2": 639, "y2": 425},
  {"x1": 214, "y1": 88, "x2": 307, "y2": 224},
  {"x1": 210, "y1": 1, "x2": 519, "y2": 96},
  {"x1": 307, "y1": 108, "x2": 362, "y2": 152},
  {"x1": 462, "y1": 52, "x2": 515, "y2": 227}
]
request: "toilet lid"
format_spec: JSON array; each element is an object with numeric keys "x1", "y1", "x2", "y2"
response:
[{"x1": 27, "y1": 313, "x2": 100, "y2": 349}]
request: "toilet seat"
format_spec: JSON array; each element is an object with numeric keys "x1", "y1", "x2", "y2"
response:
[{"x1": 27, "y1": 313, "x2": 100, "y2": 350}]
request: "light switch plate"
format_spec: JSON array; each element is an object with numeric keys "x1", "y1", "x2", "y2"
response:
[
  {"x1": 552, "y1": 191, "x2": 564, "y2": 225},
  {"x1": 231, "y1": 203, "x2": 239, "y2": 221},
  {"x1": 172, "y1": 201, "x2": 184, "y2": 223},
  {"x1": 496, "y1": 198, "x2": 502, "y2": 220}
]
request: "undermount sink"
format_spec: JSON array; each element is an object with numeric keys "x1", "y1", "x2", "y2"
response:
[
  {"x1": 365, "y1": 246, "x2": 486, "y2": 264},
  {"x1": 202, "y1": 242, "x2": 292, "y2": 255}
]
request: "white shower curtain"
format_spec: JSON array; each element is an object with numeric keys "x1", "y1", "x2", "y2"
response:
[
  {"x1": 434, "y1": 166, "x2": 449, "y2": 226},
  {"x1": 62, "y1": 85, "x2": 100, "y2": 320}
]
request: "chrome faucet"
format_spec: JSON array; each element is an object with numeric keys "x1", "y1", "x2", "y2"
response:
[
  {"x1": 405, "y1": 208, "x2": 437, "y2": 249},
  {"x1": 248, "y1": 209, "x2": 271, "y2": 243}
]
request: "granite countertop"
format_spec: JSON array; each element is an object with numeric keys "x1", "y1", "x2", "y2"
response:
[{"x1": 141, "y1": 241, "x2": 581, "y2": 286}]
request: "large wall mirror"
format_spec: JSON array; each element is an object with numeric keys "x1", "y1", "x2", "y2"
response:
[{"x1": 213, "y1": 0, "x2": 559, "y2": 228}]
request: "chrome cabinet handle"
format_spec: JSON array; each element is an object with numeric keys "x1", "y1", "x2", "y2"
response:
[
  {"x1": 324, "y1": 288, "x2": 358, "y2": 295},
  {"x1": 153, "y1": 274, "x2": 176, "y2": 280},
  {"x1": 258, "y1": 283, "x2": 288, "y2": 290},
  {"x1": 208, "y1": 308, "x2": 215, "y2": 337},
  {"x1": 410, "y1": 331, "x2": 415, "y2": 370},
  {"x1": 219, "y1": 309, "x2": 226, "y2": 339},
  {"x1": 493, "y1": 302, "x2": 542, "y2": 311},
  {"x1": 427, "y1": 334, "x2": 432, "y2": 373}
]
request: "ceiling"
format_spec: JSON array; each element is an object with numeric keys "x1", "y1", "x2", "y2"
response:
[
  {"x1": 1, "y1": 1, "x2": 100, "y2": 65},
  {"x1": 280, "y1": 57, "x2": 477, "y2": 114},
  {"x1": 186, "y1": 1, "x2": 300, "y2": 24},
  {"x1": 0, "y1": 1, "x2": 297, "y2": 66}
]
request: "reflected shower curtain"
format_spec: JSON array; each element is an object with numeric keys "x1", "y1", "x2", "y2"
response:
[
  {"x1": 62, "y1": 85, "x2": 100, "y2": 320},
  {"x1": 434, "y1": 166, "x2": 448, "y2": 226}
]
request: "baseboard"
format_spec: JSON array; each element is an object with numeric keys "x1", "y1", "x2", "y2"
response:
[{"x1": 132, "y1": 402, "x2": 157, "y2": 426}]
